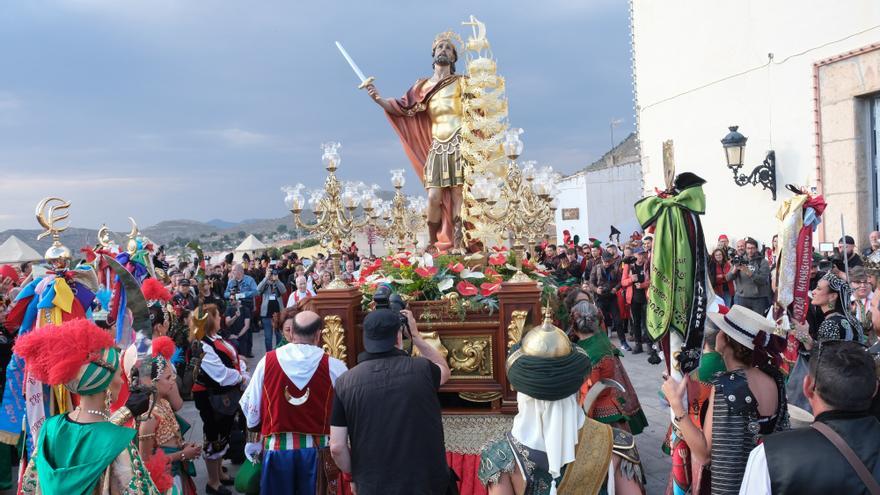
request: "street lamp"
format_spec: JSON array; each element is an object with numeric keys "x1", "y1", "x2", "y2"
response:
[{"x1": 720, "y1": 125, "x2": 776, "y2": 201}]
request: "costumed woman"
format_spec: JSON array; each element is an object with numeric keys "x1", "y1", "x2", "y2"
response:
[
  {"x1": 661, "y1": 306, "x2": 789, "y2": 495},
  {"x1": 569, "y1": 300, "x2": 649, "y2": 435},
  {"x1": 479, "y1": 310, "x2": 645, "y2": 495},
  {"x1": 191, "y1": 304, "x2": 247, "y2": 495},
  {"x1": 138, "y1": 337, "x2": 200, "y2": 495},
  {"x1": 787, "y1": 271, "x2": 865, "y2": 412},
  {"x1": 661, "y1": 314, "x2": 727, "y2": 495},
  {"x1": 14, "y1": 318, "x2": 161, "y2": 494},
  {"x1": 0, "y1": 231, "x2": 99, "y2": 467}
]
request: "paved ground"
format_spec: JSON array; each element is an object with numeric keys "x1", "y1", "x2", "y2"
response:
[{"x1": 614, "y1": 343, "x2": 671, "y2": 495}]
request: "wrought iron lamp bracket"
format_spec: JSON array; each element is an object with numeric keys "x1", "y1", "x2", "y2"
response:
[{"x1": 729, "y1": 150, "x2": 776, "y2": 201}]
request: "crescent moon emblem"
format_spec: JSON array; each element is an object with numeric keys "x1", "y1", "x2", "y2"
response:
[
  {"x1": 97, "y1": 224, "x2": 111, "y2": 247},
  {"x1": 128, "y1": 217, "x2": 139, "y2": 238},
  {"x1": 35, "y1": 197, "x2": 71, "y2": 241},
  {"x1": 284, "y1": 386, "x2": 310, "y2": 406}
]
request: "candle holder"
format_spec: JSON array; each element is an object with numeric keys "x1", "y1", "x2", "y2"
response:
[{"x1": 283, "y1": 142, "x2": 377, "y2": 289}]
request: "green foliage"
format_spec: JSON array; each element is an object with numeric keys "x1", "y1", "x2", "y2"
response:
[{"x1": 276, "y1": 224, "x2": 288, "y2": 233}]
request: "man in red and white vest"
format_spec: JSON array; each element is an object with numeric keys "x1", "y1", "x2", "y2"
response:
[
  {"x1": 239, "y1": 310, "x2": 347, "y2": 494},
  {"x1": 286, "y1": 275, "x2": 316, "y2": 310}
]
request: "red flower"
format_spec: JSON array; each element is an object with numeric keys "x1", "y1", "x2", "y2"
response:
[
  {"x1": 480, "y1": 282, "x2": 501, "y2": 297},
  {"x1": 391, "y1": 256, "x2": 411, "y2": 268},
  {"x1": 488, "y1": 253, "x2": 507, "y2": 266},
  {"x1": 447, "y1": 262, "x2": 465, "y2": 273},
  {"x1": 484, "y1": 267, "x2": 502, "y2": 283},
  {"x1": 491, "y1": 245, "x2": 509, "y2": 252},
  {"x1": 456, "y1": 280, "x2": 478, "y2": 296},
  {"x1": 415, "y1": 266, "x2": 438, "y2": 278}
]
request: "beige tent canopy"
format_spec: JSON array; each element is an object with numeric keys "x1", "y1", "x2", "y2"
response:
[
  {"x1": 0, "y1": 235, "x2": 42, "y2": 264},
  {"x1": 233, "y1": 234, "x2": 267, "y2": 262}
]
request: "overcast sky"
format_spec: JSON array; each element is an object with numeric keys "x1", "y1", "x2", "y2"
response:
[{"x1": 0, "y1": 0, "x2": 634, "y2": 231}]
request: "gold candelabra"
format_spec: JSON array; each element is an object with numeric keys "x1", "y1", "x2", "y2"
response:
[
  {"x1": 283, "y1": 142, "x2": 377, "y2": 289},
  {"x1": 471, "y1": 129, "x2": 558, "y2": 281},
  {"x1": 373, "y1": 170, "x2": 427, "y2": 254}
]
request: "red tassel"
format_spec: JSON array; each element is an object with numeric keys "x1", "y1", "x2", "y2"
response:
[{"x1": 143, "y1": 449, "x2": 174, "y2": 493}]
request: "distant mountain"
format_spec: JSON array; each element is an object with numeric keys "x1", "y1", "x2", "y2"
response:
[
  {"x1": 0, "y1": 188, "x2": 395, "y2": 257},
  {"x1": 205, "y1": 219, "x2": 238, "y2": 229}
]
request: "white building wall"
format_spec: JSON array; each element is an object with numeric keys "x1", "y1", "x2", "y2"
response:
[
  {"x1": 585, "y1": 161, "x2": 643, "y2": 240},
  {"x1": 554, "y1": 172, "x2": 589, "y2": 241},
  {"x1": 632, "y1": 0, "x2": 880, "y2": 245},
  {"x1": 555, "y1": 162, "x2": 643, "y2": 242}
]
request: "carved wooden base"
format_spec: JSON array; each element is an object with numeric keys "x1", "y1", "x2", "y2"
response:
[{"x1": 302, "y1": 281, "x2": 543, "y2": 414}]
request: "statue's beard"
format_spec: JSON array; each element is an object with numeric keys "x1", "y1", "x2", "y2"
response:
[{"x1": 434, "y1": 53, "x2": 452, "y2": 66}]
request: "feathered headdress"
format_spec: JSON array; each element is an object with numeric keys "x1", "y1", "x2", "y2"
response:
[
  {"x1": 142, "y1": 279, "x2": 172, "y2": 303},
  {"x1": 14, "y1": 319, "x2": 119, "y2": 395}
]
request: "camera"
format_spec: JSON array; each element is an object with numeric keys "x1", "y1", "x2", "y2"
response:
[
  {"x1": 731, "y1": 254, "x2": 747, "y2": 266},
  {"x1": 373, "y1": 285, "x2": 410, "y2": 337}
]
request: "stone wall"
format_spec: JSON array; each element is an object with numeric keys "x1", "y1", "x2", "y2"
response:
[{"x1": 816, "y1": 44, "x2": 880, "y2": 245}]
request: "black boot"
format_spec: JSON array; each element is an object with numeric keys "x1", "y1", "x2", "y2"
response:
[
  {"x1": 632, "y1": 343, "x2": 644, "y2": 354},
  {"x1": 647, "y1": 345, "x2": 661, "y2": 365}
]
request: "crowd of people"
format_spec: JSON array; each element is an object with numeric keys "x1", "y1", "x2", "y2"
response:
[{"x1": 0, "y1": 225, "x2": 877, "y2": 495}]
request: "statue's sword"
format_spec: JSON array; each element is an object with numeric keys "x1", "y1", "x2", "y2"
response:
[{"x1": 335, "y1": 41, "x2": 375, "y2": 90}]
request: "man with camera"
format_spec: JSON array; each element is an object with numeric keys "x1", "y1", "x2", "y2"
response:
[
  {"x1": 256, "y1": 266, "x2": 287, "y2": 352},
  {"x1": 590, "y1": 250, "x2": 629, "y2": 351},
  {"x1": 726, "y1": 237, "x2": 771, "y2": 315},
  {"x1": 225, "y1": 264, "x2": 258, "y2": 357},
  {"x1": 329, "y1": 288, "x2": 452, "y2": 495},
  {"x1": 622, "y1": 246, "x2": 650, "y2": 355}
]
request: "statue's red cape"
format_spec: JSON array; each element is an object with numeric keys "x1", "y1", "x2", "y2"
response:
[{"x1": 384, "y1": 74, "x2": 461, "y2": 251}]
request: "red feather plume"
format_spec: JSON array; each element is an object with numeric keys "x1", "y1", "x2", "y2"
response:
[
  {"x1": 151, "y1": 336, "x2": 176, "y2": 360},
  {"x1": 13, "y1": 318, "x2": 115, "y2": 386},
  {"x1": 143, "y1": 450, "x2": 174, "y2": 493},
  {"x1": 142, "y1": 279, "x2": 172, "y2": 302}
]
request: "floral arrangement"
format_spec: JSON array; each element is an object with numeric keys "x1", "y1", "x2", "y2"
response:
[{"x1": 355, "y1": 247, "x2": 556, "y2": 314}]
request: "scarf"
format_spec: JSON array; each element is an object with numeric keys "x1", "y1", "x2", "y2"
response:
[
  {"x1": 511, "y1": 392, "x2": 585, "y2": 480},
  {"x1": 635, "y1": 180, "x2": 707, "y2": 373},
  {"x1": 506, "y1": 347, "x2": 591, "y2": 401}
]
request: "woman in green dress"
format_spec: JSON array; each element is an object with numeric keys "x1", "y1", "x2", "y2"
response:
[{"x1": 14, "y1": 318, "x2": 160, "y2": 495}]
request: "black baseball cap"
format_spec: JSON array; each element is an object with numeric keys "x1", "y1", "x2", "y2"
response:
[
  {"x1": 839, "y1": 235, "x2": 855, "y2": 246},
  {"x1": 363, "y1": 309, "x2": 401, "y2": 353}
]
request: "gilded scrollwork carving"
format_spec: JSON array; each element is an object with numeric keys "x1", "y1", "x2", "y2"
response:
[
  {"x1": 448, "y1": 339, "x2": 491, "y2": 375},
  {"x1": 411, "y1": 331, "x2": 449, "y2": 359},
  {"x1": 321, "y1": 315, "x2": 347, "y2": 361},
  {"x1": 507, "y1": 310, "x2": 528, "y2": 351}
]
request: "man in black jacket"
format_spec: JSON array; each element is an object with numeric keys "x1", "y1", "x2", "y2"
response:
[
  {"x1": 329, "y1": 308, "x2": 452, "y2": 495},
  {"x1": 740, "y1": 341, "x2": 879, "y2": 494}
]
